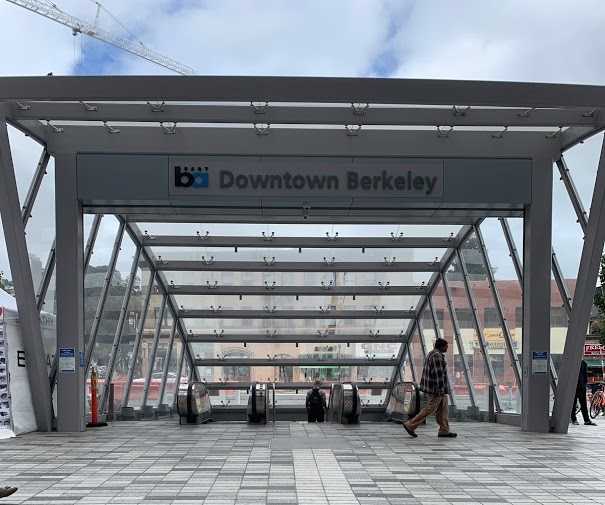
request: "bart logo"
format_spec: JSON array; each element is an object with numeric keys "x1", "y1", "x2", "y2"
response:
[{"x1": 174, "y1": 166, "x2": 209, "y2": 188}]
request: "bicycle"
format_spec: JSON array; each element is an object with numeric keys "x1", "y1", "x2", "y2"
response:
[{"x1": 590, "y1": 384, "x2": 605, "y2": 419}]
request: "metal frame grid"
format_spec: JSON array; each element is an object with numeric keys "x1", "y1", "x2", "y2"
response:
[{"x1": 1, "y1": 76, "x2": 605, "y2": 433}]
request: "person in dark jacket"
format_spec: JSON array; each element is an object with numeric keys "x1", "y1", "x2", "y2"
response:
[
  {"x1": 306, "y1": 380, "x2": 327, "y2": 422},
  {"x1": 403, "y1": 338, "x2": 457, "y2": 438},
  {"x1": 571, "y1": 359, "x2": 597, "y2": 426}
]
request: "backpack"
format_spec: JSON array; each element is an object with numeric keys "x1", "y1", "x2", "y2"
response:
[{"x1": 309, "y1": 389, "x2": 323, "y2": 408}]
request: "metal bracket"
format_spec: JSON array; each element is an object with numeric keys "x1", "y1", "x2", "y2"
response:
[
  {"x1": 206, "y1": 281, "x2": 219, "y2": 289},
  {"x1": 196, "y1": 230, "x2": 209, "y2": 240},
  {"x1": 320, "y1": 281, "x2": 334, "y2": 290},
  {"x1": 317, "y1": 329, "x2": 329, "y2": 337},
  {"x1": 103, "y1": 121, "x2": 120, "y2": 134},
  {"x1": 201, "y1": 256, "x2": 215, "y2": 265},
  {"x1": 545, "y1": 126, "x2": 563, "y2": 139},
  {"x1": 264, "y1": 305, "x2": 277, "y2": 313},
  {"x1": 369, "y1": 330, "x2": 380, "y2": 337},
  {"x1": 161, "y1": 122, "x2": 177, "y2": 135},
  {"x1": 390, "y1": 232, "x2": 403, "y2": 241},
  {"x1": 45, "y1": 120, "x2": 64, "y2": 134},
  {"x1": 251, "y1": 101, "x2": 269, "y2": 114},
  {"x1": 351, "y1": 102, "x2": 370, "y2": 116},
  {"x1": 262, "y1": 231, "x2": 275, "y2": 241},
  {"x1": 210, "y1": 305, "x2": 223, "y2": 313},
  {"x1": 452, "y1": 105, "x2": 470, "y2": 117},
  {"x1": 319, "y1": 306, "x2": 332, "y2": 313},
  {"x1": 323, "y1": 256, "x2": 336, "y2": 265},
  {"x1": 374, "y1": 305, "x2": 385, "y2": 314},
  {"x1": 263, "y1": 256, "x2": 276, "y2": 266},
  {"x1": 384, "y1": 256, "x2": 396, "y2": 266},
  {"x1": 148, "y1": 101, "x2": 165, "y2": 112},
  {"x1": 254, "y1": 123, "x2": 271, "y2": 135},
  {"x1": 378, "y1": 281, "x2": 390, "y2": 290},
  {"x1": 491, "y1": 126, "x2": 508, "y2": 139},
  {"x1": 80, "y1": 101, "x2": 98, "y2": 112},
  {"x1": 517, "y1": 107, "x2": 535, "y2": 118},
  {"x1": 15, "y1": 102, "x2": 31, "y2": 111},
  {"x1": 325, "y1": 231, "x2": 339, "y2": 241},
  {"x1": 345, "y1": 124, "x2": 362, "y2": 136},
  {"x1": 213, "y1": 329, "x2": 225, "y2": 337},
  {"x1": 436, "y1": 125, "x2": 453, "y2": 138},
  {"x1": 264, "y1": 281, "x2": 276, "y2": 290}
]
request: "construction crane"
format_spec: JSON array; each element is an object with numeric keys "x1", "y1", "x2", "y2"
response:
[{"x1": 5, "y1": 0, "x2": 195, "y2": 75}]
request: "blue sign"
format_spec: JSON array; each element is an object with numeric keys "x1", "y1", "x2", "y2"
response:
[{"x1": 59, "y1": 347, "x2": 76, "y2": 373}]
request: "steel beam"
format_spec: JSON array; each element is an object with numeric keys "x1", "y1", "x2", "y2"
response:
[
  {"x1": 0, "y1": 117, "x2": 52, "y2": 431},
  {"x1": 36, "y1": 240, "x2": 55, "y2": 312},
  {"x1": 3, "y1": 75, "x2": 605, "y2": 108},
  {"x1": 441, "y1": 272, "x2": 477, "y2": 408},
  {"x1": 556, "y1": 157, "x2": 589, "y2": 233},
  {"x1": 168, "y1": 285, "x2": 427, "y2": 297},
  {"x1": 157, "y1": 318, "x2": 178, "y2": 406},
  {"x1": 551, "y1": 137, "x2": 605, "y2": 433},
  {"x1": 456, "y1": 248, "x2": 502, "y2": 412},
  {"x1": 84, "y1": 220, "x2": 125, "y2": 370},
  {"x1": 84, "y1": 214, "x2": 103, "y2": 269},
  {"x1": 157, "y1": 260, "x2": 441, "y2": 273},
  {"x1": 141, "y1": 295, "x2": 167, "y2": 409},
  {"x1": 193, "y1": 358, "x2": 397, "y2": 367},
  {"x1": 143, "y1": 235, "x2": 458, "y2": 249},
  {"x1": 552, "y1": 251, "x2": 573, "y2": 316},
  {"x1": 98, "y1": 245, "x2": 142, "y2": 415},
  {"x1": 187, "y1": 333, "x2": 409, "y2": 344},
  {"x1": 21, "y1": 148, "x2": 50, "y2": 227},
  {"x1": 474, "y1": 224, "x2": 523, "y2": 388},
  {"x1": 9, "y1": 101, "x2": 604, "y2": 128},
  {"x1": 120, "y1": 271, "x2": 156, "y2": 409},
  {"x1": 179, "y1": 309, "x2": 415, "y2": 319}
]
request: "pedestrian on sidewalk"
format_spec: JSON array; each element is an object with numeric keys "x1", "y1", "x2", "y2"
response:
[
  {"x1": 403, "y1": 338, "x2": 457, "y2": 438},
  {"x1": 571, "y1": 359, "x2": 597, "y2": 426}
]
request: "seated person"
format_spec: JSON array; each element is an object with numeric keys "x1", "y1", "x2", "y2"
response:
[{"x1": 306, "y1": 380, "x2": 327, "y2": 423}]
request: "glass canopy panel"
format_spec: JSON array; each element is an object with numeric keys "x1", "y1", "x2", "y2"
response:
[
  {"x1": 444, "y1": 257, "x2": 488, "y2": 410},
  {"x1": 174, "y1": 294, "x2": 421, "y2": 311},
  {"x1": 162, "y1": 271, "x2": 432, "y2": 287},
  {"x1": 430, "y1": 279, "x2": 471, "y2": 408},
  {"x1": 459, "y1": 232, "x2": 520, "y2": 413},
  {"x1": 182, "y1": 318, "x2": 409, "y2": 334},
  {"x1": 107, "y1": 256, "x2": 151, "y2": 408},
  {"x1": 418, "y1": 306, "x2": 436, "y2": 352},
  {"x1": 196, "y1": 363, "x2": 394, "y2": 388},
  {"x1": 127, "y1": 280, "x2": 164, "y2": 408},
  {"x1": 139, "y1": 222, "x2": 463, "y2": 237}
]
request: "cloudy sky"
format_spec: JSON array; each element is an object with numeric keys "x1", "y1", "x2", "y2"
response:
[{"x1": 0, "y1": 0, "x2": 604, "y2": 289}]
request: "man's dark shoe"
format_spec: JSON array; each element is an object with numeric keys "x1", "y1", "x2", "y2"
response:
[
  {"x1": 402, "y1": 422, "x2": 418, "y2": 438},
  {"x1": 571, "y1": 420, "x2": 579, "y2": 425},
  {"x1": 438, "y1": 432, "x2": 457, "y2": 438},
  {"x1": 0, "y1": 487, "x2": 17, "y2": 498},
  {"x1": 585, "y1": 421, "x2": 598, "y2": 426}
]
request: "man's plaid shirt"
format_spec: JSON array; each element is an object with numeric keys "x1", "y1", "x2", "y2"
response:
[{"x1": 419, "y1": 349, "x2": 449, "y2": 396}]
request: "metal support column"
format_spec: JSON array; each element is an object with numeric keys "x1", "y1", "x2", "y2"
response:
[
  {"x1": 140, "y1": 295, "x2": 167, "y2": 408},
  {"x1": 54, "y1": 154, "x2": 85, "y2": 432},
  {"x1": 522, "y1": 158, "x2": 553, "y2": 432},
  {"x1": 84, "y1": 220, "x2": 125, "y2": 370},
  {"x1": 98, "y1": 245, "x2": 141, "y2": 415},
  {"x1": 0, "y1": 118, "x2": 52, "y2": 431},
  {"x1": 552, "y1": 251, "x2": 573, "y2": 316},
  {"x1": 21, "y1": 148, "x2": 50, "y2": 227},
  {"x1": 474, "y1": 224, "x2": 523, "y2": 389},
  {"x1": 441, "y1": 272, "x2": 477, "y2": 408},
  {"x1": 36, "y1": 239, "x2": 55, "y2": 312},
  {"x1": 552, "y1": 138, "x2": 605, "y2": 433},
  {"x1": 157, "y1": 318, "x2": 178, "y2": 406},
  {"x1": 121, "y1": 271, "x2": 156, "y2": 409}
]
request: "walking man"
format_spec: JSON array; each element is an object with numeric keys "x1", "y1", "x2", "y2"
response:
[
  {"x1": 403, "y1": 338, "x2": 457, "y2": 438},
  {"x1": 306, "y1": 380, "x2": 327, "y2": 422},
  {"x1": 571, "y1": 359, "x2": 597, "y2": 426}
]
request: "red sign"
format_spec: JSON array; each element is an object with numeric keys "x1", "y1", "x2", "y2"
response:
[{"x1": 584, "y1": 344, "x2": 605, "y2": 356}]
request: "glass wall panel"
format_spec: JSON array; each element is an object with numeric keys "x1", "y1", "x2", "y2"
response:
[
  {"x1": 400, "y1": 347, "x2": 414, "y2": 382},
  {"x1": 161, "y1": 338, "x2": 183, "y2": 406},
  {"x1": 26, "y1": 157, "x2": 55, "y2": 288},
  {"x1": 105, "y1": 256, "x2": 151, "y2": 409},
  {"x1": 87, "y1": 234, "x2": 137, "y2": 409},
  {"x1": 408, "y1": 329, "x2": 424, "y2": 384},
  {"x1": 84, "y1": 216, "x2": 120, "y2": 339},
  {"x1": 146, "y1": 309, "x2": 175, "y2": 407},
  {"x1": 431, "y1": 280, "x2": 472, "y2": 409},
  {"x1": 460, "y1": 232, "x2": 521, "y2": 413},
  {"x1": 8, "y1": 125, "x2": 41, "y2": 205},
  {"x1": 127, "y1": 282, "x2": 164, "y2": 408},
  {"x1": 418, "y1": 306, "x2": 436, "y2": 353}
]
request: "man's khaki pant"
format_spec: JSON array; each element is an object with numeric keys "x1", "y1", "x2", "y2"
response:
[{"x1": 407, "y1": 394, "x2": 449, "y2": 433}]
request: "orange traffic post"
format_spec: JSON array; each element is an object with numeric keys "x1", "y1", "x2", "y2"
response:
[{"x1": 86, "y1": 367, "x2": 107, "y2": 428}]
